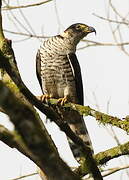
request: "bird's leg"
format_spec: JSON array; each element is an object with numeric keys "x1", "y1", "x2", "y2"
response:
[
  {"x1": 37, "y1": 94, "x2": 51, "y2": 103},
  {"x1": 57, "y1": 96, "x2": 68, "y2": 106}
]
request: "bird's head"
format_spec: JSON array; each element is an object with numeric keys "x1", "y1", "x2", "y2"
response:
[{"x1": 61, "y1": 23, "x2": 96, "y2": 45}]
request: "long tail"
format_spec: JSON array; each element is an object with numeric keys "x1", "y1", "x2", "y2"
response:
[{"x1": 65, "y1": 110, "x2": 93, "y2": 162}]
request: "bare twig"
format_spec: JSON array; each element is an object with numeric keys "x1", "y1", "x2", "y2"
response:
[
  {"x1": 93, "y1": 13, "x2": 129, "y2": 25},
  {"x1": 79, "y1": 40, "x2": 129, "y2": 49},
  {"x1": 3, "y1": 0, "x2": 53, "y2": 10},
  {"x1": 10, "y1": 172, "x2": 38, "y2": 180},
  {"x1": 109, "y1": 0, "x2": 129, "y2": 23},
  {"x1": 103, "y1": 165, "x2": 129, "y2": 177},
  {"x1": 4, "y1": 29, "x2": 49, "y2": 38},
  {"x1": 4, "y1": 30, "x2": 129, "y2": 48},
  {"x1": 16, "y1": 0, "x2": 37, "y2": 37},
  {"x1": 83, "y1": 165, "x2": 129, "y2": 179}
]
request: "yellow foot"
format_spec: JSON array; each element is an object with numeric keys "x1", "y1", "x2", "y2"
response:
[
  {"x1": 57, "y1": 96, "x2": 68, "y2": 106},
  {"x1": 37, "y1": 94, "x2": 51, "y2": 103}
]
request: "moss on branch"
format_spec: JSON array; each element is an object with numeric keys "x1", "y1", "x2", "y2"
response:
[
  {"x1": 0, "y1": 124, "x2": 35, "y2": 158},
  {"x1": 0, "y1": 81, "x2": 80, "y2": 180},
  {"x1": 75, "y1": 141, "x2": 129, "y2": 177},
  {"x1": 47, "y1": 99, "x2": 129, "y2": 133},
  {"x1": 95, "y1": 141, "x2": 129, "y2": 165}
]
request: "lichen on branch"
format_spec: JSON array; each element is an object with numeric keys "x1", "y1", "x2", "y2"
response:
[
  {"x1": 0, "y1": 81, "x2": 80, "y2": 180},
  {"x1": 45, "y1": 99, "x2": 129, "y2": 134}
]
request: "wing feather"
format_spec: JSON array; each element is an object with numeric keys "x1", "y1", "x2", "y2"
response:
[
  {"x1": 36, "y1": 50, "x2": 43, "y2": 91},
  {"x1": 68, "y1": 53, "x2": 84, "y2": 105}
]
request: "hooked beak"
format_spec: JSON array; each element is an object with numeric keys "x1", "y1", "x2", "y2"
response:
[{"x1": 87, "y1": 26, "x2": 96, "y2": 35}]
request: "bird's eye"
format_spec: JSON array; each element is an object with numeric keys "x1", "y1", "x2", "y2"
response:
[{"x1": 76, "y1": 25, "x2": 81, "y2": 30}]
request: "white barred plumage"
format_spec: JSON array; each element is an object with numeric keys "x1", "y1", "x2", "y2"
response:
[{"x1": 36, "y1": 23, "x2": 96, "y2": 161}]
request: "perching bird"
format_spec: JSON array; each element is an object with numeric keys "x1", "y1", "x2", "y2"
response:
[{"x1": 36, "y1": 23, "x2": 96, "y2": 161}]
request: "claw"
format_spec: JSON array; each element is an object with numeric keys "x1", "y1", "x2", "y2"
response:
[
  {"x1": 57, "y1": 96, "x2": 68, "y2": 106},
  {"x1": 37, "y1": 94, "x2": 51, "y2": 103}
]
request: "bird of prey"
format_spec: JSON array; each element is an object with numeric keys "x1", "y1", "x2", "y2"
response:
[{"x1": 36, "y1": 23, "x2": 96, "y2": 161}]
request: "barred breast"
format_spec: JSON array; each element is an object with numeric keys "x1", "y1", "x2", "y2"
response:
[
  {"x1": 36, "y1": 32, "x2": 93, "y2": 162},
  {"x1": 36, "y1": 23, "x2": 94, "y2": 164},
  {"x1": 38, "y1": 36, "x2": 78, "y2": 103}
]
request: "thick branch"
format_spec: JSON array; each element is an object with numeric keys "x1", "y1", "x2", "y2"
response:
[
  {"x1": 46, "y1": 99, "x2": 129, "y2": 133},
  {"x1": 75, "y1": 141, "x2": 129, "y2": 177},
  {"x1": 0, "y1": 81, "x2": 80, "y2": 180},
  {"x1": 0, "y1": 124, "x2": 31, "y2": 154},
  {"x1": 95, "y1": 141, "x2": 129, "y2": 165}
]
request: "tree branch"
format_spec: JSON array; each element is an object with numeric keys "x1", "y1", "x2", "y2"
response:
[
  {"x1": 3, "y1": 0, "x2": 53, "y2": 10},
  {"x1": 83, "y1": 165, "x2": 129, "y2": 180},
  {"x1": 3, "y1": 29, "x2": 49, "y2": 39},
  {"x1": 93, "y1": 13, "x2": 129, "y2": 25},
  {"x1": 48, "y1": 99, "x2": 129, "y2": 133},
  {"x1": 80, "y1": 40, "x2": 129, "y2": 49},
  {"x1": 4, "y1": 29, "x2": 129, "y2": 48},
  {"x1": 0, "y1": 81, "x2": 80, "y2": 180},
  {"x1": 102, "y1": 165, "x2": 129, "y2": 177},
  {"x1": 95, "y1": 141, "x2": 129, "y2": 165},
  {"x1": 0, "y1": 124, "x2": 31, "y2": 155},
  {"x1": 75, "y1": 141, "x2": 129, "y2": 177},
  {"x1": 10, "y1": 172, "x2": 38, "y2": 180}
]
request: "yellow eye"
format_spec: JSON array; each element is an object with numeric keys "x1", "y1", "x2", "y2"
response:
[{"x1": 76, "y1": 24, "x2": 81, "y2": 30}]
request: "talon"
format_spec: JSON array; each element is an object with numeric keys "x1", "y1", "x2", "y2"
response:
[
  {"x1": 41, "y1": 94, "x2": 50, "y2": 102},
  {"x1": 57, "y1": 96, "x2": 68, "y2": 105},
  {"x1": 37, "y1": 94, "x2": 51, "y2": 103}
]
